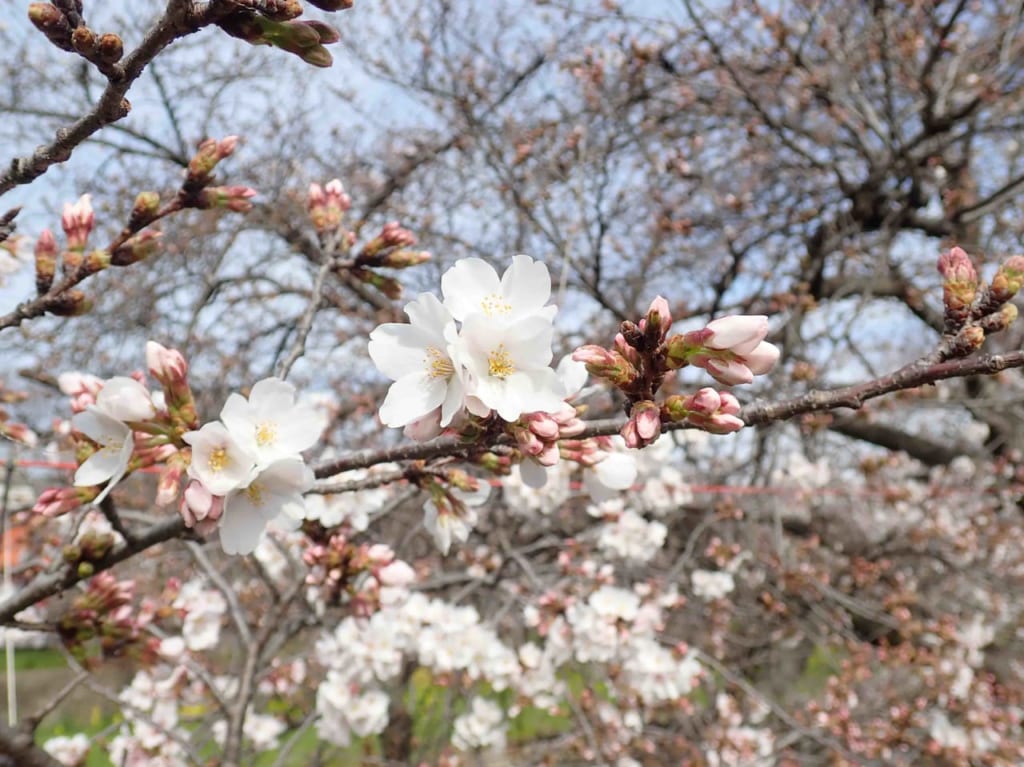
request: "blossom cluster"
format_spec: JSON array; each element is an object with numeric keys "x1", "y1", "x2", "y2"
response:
[
  {"x1": 40, "y1": 343, "x2": 325, "y2": 556},
  {"x1": 369, "y1": 255, "x2": 566, "y2": 438},
  {"x1": 181, "y1": 376, "x2": 325, "y2": 554}
]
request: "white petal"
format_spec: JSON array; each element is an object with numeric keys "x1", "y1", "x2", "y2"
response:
[
  {"x1": 519, "y1": 459, "x2": 550, "y2": 489},
  {"x1": 593, "y1": 452, "x2": 638, "y2": 490},
  {"x1": 219, "y1": 393, "x2": 258, "y2": 452},
  {"x1": 95, "y1": 377, "x2": 156, "y2": 421},
  {"x1": 271, "y1": 404, "x2": 327, "y2": 455},
  {"x1": 74, "y1": 448, "x2": 123, "y2": 487},
  {"x1": 378, "y1": 374, "x2": 447, "y2": 427},
  {"x1": 502, "y1": 317, "x2": 555, "y2": 368},
  {"x1": 439, "y1": 374, "x2": 466, "y2": 427},
  {"x1": 441, "y1": 258, "x2": 500, "y2": 320},
  {"x1": 556, "y1": 355, "x2": 589, "y2": 397},
  {"x1": 72, "y1": 408, "x2": 129, "y2": 443},
  {"x1": 403, "y1": 292, "x2": 453, "y2": 332},
  {"x1": 248, "y1": 377, "x2": 297, "y2": 410},
  {"x1": 369, "y1": 324, "x2": 446, "y2": 380},
  {"x1": 501, "y1": 254, "x2": 551, "y2": 314},
  {"x1": 219, "y1": 498, "x2": 268, "y2": 555}
]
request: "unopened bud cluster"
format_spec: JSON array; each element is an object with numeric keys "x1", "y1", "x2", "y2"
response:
[
  {"x1": 28, "y1": 4, "x2": 123, "y2": 73},
  {"x1": 511, "y1": 405, "x2": 587, "y2": 466},
  {"x1": 303, "y1": 535, "x2": 415, "y2": 615},
  {"x1": 56, "y1": 572, "x2": 150, "y2": 668},
  {"x1": 306, "y1": 178, "x2": 432, "y2": 300},
  {"x1": 574, "y1": 297, "x2": 779, "y2": 447},
  {"x1": 937, "y1": 246, "x2": 1024, "y2": 357},
  {"x1": 215, "y1": 1, "x2": 351, "y2": 68},
  {"x1": 0, "y1": 380, "x2": 38, "y2": 448}
]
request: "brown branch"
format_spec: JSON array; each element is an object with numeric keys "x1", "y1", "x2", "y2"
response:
[
  {"x1": 313, "y1": 349, "x2": 1024, "y2": 480},
  {"x1": 0, "y1": 516, "x2": 186, "y2": 624},
  {"x1": 0, "y1": 1, "x2": 227, "y2": 197},
  {"x1": 0, "y1": 722, "x2": 62, "y2": 767}
]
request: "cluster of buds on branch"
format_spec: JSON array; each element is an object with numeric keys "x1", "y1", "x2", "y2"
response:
[
  {"x1": 216, "y1": 0, "x2": 352, "y2": 68},
  {"x1": 938, "y1": 246, "x2": 1024, "y2": 357},
  {"x1": 574, "y1": 298, "x2": 780, "y2": 447},
  {"x1": 28, "y1": 3, "x2": 123, "y2": 75},
  {"x1": 18, "y1": 136, "x2": 254, "y2": 325},
  {"x1": 0, "y1": 380, "x2": 38, "y2": 447},
  {"x1": 306, "y1": 179, "x2": 432, "y2": 300},
  {"x1": 56, "y1": 572, "x2": 152, "y2": 668},
  {"x1": 303, "y1": 535, "x2": 415, "y2": 614}
]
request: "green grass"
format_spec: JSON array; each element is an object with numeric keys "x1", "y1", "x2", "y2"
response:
[{"x1": 10, "y1": 647, "x2": 64, "y2": 671}]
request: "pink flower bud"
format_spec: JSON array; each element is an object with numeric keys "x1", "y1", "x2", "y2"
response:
[
  {"x1": 704, "y1": 315, "x2": 769, "y2": 355},
  {"x1": 218, "y1": 136, "x2": 239, "y2": 158},
  {"x1": 33, "y1": 486, "x2": 86, "y2": 517},
  {"x1": 700, "y1": 356, "x2": 754, "y2": 386},
  {"x1": 155, "y1": 458, "x2": 184, "y2": 507},
  {"x1": 572, "y1": 345, "x2": 637, "y2": 386},
  {"x1": 623, "y1": 400, "x2": 661, "y2": 448},
  {"x1": 535, "y1": 441, "x2": 560, "y2": 466},
  {"x1": 197, "y1": 185, "x2": 257, "y2": 212},
  {"x1": 403, "y1": 410, "x2": 444, "y2": 441},
  {"x1": 180, "y1": 480, "x2": 224, "y2": 527},
  {"x1": 324, "y1": 179, "x2": 351, "y2": 211},
  {"x1": 704, "y1": 413, "x2": 745, "y2": 434},
  {"x1": 644, "y1": 295, "x2": 672, "y2": 338},
  {"x1": 34, "y1": 228, "x2": 57, "y2": 294},
  {"x1": 1, "y1": 421, "x2": 37, "y2": 447},
  {"x1": 145, "y1": 341, "x2": 188, "y2": 385},
  {"x1": 526, "y1": 412, "x2": 560, "y2": 441},
  {"x1": 307, "y1": 182, "x2": 325, "y2": 209},
  {"x1": 378, "y1": 560, "x2": 415, "y2": 587},
  {"x1": 58, "y1": 371, "x2": 103, "y2": 412},
  {"x1": 111, "y1": 229, "x2": 162, "y2": 266},
  {"x1": 937, "y1": 246, "x2": 978, "y2": 284},
  {"x1": 688, "y1": 387, "x2": 722, "y2": 415},
  {"x1": 380, "y1": 221, "x2": 417, "y2": 248},
  {"x1": 745, "y1": 341, "x2": 780, "y2": 376},
  {"x1": 61, "y1": 194, "x2": 94, "y2": 251},
  {"x1": 717, "y1": 391, "x2": 741, "y2": 415}
]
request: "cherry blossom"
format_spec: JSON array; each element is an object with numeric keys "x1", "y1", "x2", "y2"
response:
[
  {"x1": 220, "y1": 377, "x2": 325, "y2": 468},
  {"x1": 182, "y1": 421, "x2": 258, "y2": 496},
  {"x1": 368, "y1": 292, "x2": 465, "y2": 429},
  {"x1": 441, "y1": 254, "x2": 557, "y2": 324}
]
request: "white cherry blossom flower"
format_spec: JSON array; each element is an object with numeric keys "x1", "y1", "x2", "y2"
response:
[
  {"x1": 442, "y1": 254, "x2": 557, "y2": 324},
  {"x1": 182, "y1": 421, "x2": 257, "y2": 496},
  {"x1": 43, "y1": 733, "x2": 91, "y2": 766},
  {"x1": 452, "y1": 697, "x2": 507, "y2": 751},
  {"x1": 71, "y1": 407, "x2": 134, "y2": 502},
  {"x1": 691, "y1": 569, "x2": 735, "y2": 601},
  {"x1": 422, "y1": 479, "x2": 490, "y2": 554},
  {"x1": 220, "y1": 377, "x2": 325, "y2": 468},
  {"x1": 597, "y1": 509, "x2": 667, "y2": 562},
  {"x1": 220, "y1": 458, "x2": 313, "y2": 555},
  {"x1": 423, "y1": 499, "x2": 478, "y2": 555},
  {"x1": 456, "y1": 313, "x2": 565, "y2": 421},
  {"x1": 368, "y1": 292, "x2": 466, "y2": 429}
]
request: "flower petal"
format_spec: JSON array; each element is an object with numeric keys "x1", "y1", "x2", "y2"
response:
[
  {"x1": 441, "y1": 258, "x2": 501, "y2": 320},
  {"x1": 378, "y1": 373, "x2": 447, "y2": 428},
  {"x1": 501, "y1": 254, "x2": 551, "y2": 314}
]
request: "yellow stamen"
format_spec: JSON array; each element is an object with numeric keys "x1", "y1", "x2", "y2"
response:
[
  {"x1": 208, "y1": 446, "x2": 228, "y2": 474},
  {"x1": 246, "y1": 482, "x2": 265, "y2": 506},
  {"x1": 480, "y1": 292, "x2": 512, "y2": 317},
  {"x1": 487, "y1": 345, "x2": 515, "y2": 379},
  {"x1": 425, "y1": 346, "x2": 454, "y2": 379},
  {"x1": 256, "y1": 421, "x2": 277, "y2": 447}
]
